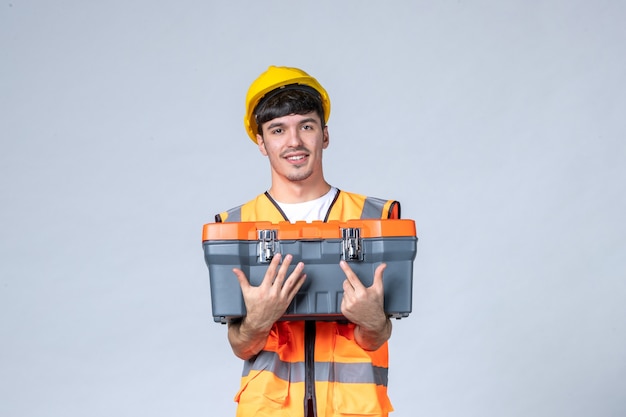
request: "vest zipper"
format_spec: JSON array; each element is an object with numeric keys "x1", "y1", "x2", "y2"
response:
[{"x1": 304, "y1": 321, "x2": 317, "y2": 417}]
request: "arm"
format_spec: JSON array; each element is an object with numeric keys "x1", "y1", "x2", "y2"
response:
[
  {"x1": 228, "y1": 253, "x2": 306, "y2": 360},
  {"x1": 227, "y1": 318, "x2": 272, "y2": 361},
  {"x1": 339, "y1": 261, "x2": 392, "y2": 351}
]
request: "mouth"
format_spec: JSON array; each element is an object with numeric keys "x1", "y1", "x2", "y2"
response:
[
  {"x1": 283, "y1": 151, "x2": 309, "y2": 164},
  {"x1": 287, "y1": 154, "x2": 306, "y2": 161}
]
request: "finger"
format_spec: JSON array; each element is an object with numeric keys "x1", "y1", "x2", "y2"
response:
[
  {"x1": 339, "y1": 260, "x2": 365, "y2": 290},
  {"x1": 283, "y1": 263, "x2": 306, "y2": 299},
  {"x1": 342, "y1": 278, "x2": 353, "y2": 294},
  {"x1": 260, "y1": 253, "x2": 282, "y2": 287},
  {"x1": 273, "y1": 254, "x2": 294, "y2": 287},
  {"x1": 281, "y1": 261, "x2": 304, "y2": 291}
]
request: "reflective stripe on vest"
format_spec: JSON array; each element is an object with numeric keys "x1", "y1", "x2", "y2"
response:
[
  {"x1": 221, "y1": 205, "x2": 242, "y2": 222},
  {"x1": 243, "y1": 350, "x2": 389, "y2": 386},
  {"x1": 361, "y1": 196, "x2": 389, "y2": 219}
]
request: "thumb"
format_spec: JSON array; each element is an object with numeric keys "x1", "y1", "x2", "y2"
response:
[
  {"x1": 232, "y1": 268, "x2": 251, "y2": 291},
  {"x1": 372, "y1": 263, "x2": 387, "y2": 289}
]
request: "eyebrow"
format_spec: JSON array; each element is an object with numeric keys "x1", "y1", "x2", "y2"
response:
[
  {"x1": 266, "y1": 121, "x2": 285, "y2": 130},
  {"x1": 266, "y1": 117, "x2": 319, "y2": 130},
  {"x1": 298, "y1": 117, "x2": 319, "y2": 126}
]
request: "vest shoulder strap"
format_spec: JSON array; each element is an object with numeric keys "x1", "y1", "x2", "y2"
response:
[
  {"x1": 328, "y1": 190, "x2": 401, "y2": 221},
  {"x1": 215, "y1": 193, "x2": 287, "y2": 223}
]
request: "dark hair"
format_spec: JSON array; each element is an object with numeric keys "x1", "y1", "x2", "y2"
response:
[{"x1": 254, "y1": 85, "x2": 325, "y2": 136}]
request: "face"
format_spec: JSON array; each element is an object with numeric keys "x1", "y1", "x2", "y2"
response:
[{"x1": 257, "y1": 112, "x2": 329, "y2": 184}]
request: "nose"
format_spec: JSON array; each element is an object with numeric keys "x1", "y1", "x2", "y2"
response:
[{"x1": 285, "y1": 126, "x2": 303, "y2": 147}]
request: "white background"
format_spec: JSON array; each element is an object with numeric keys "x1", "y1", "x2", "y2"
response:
[{"x1": 1, "y1": 1, "x2": 625, "y2": 416}]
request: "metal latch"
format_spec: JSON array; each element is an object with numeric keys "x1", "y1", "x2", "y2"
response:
[
  {"x1": 258, "y1": 229, "x2": 278, "y2": 263},
  {"x1": 341, "y1": 227, "x2": 363, "y2": 261}
]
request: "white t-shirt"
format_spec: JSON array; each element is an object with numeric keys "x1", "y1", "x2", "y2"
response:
[{"x1": 275, "y1": 187, "x2": 338, "y2": 223}]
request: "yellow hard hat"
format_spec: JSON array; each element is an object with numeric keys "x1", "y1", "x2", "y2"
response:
[{"x1": 244, "y1": 66, "x2": 331, "y2": 143}]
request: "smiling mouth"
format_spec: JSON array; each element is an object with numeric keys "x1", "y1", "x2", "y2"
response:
[{"x1": 286, "y1": 155, "x2": 307, "y2": 162}]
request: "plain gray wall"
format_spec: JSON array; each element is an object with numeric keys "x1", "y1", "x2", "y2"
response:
[{"x1": 1, "y1": 1, "x2": 625, "y2": 416}]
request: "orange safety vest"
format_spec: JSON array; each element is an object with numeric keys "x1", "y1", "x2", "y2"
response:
[{"x1": 216, "y1": 189, "x2": 400, "y2": 417}]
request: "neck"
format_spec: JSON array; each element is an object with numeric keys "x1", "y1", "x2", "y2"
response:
[{"x1": 268, "y1": 179, "x2": 332, "y2": 204}]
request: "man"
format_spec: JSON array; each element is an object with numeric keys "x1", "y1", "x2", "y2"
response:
[{"x1": 215, "y1": 66, "x2": 400, "y2": 417}]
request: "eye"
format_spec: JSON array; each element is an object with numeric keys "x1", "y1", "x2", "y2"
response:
[{"x1": 270, "y1": 128, "x2": 283, "y2": 135}]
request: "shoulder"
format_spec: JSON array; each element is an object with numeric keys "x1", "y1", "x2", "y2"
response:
[
  {"x1": 336, "y1": 190, "x2": 401, "y2": 219},
  {"x1": 214, "y1": 193, "x2": 267, "y2": 223}
]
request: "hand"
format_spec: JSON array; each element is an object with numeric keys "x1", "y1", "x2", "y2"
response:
[
  {"x1": 233, "y1": 253, "x2": 306, "y2": 333},
  {"x1": 339, "y1": 261, "x2": 391, "y2": 350}
]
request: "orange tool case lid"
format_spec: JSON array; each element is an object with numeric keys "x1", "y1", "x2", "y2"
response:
[{"x1": 202, "y1": 219, "x2": 416, "y2": 241}]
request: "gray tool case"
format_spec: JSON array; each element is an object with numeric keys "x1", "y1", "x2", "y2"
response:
[{"x1": 202, "y1": 219, "x2": 417, "y2": 323}]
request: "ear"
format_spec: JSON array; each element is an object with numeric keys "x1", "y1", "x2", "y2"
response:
[
  {"x1": 322, "y1": 126, "x2": 330, "y2": 149},
  {"x1": 257, "y1": 134, "x2": 268, "y2": 156}
]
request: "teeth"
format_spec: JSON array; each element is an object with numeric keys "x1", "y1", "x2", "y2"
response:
[{"x1": 288, "y1": 155, "x2": 305, "y2": 161}]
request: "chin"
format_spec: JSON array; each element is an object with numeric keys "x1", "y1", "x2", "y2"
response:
[{"x1": 287, "y1": 171, "x2": 313, "y2": 182}]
